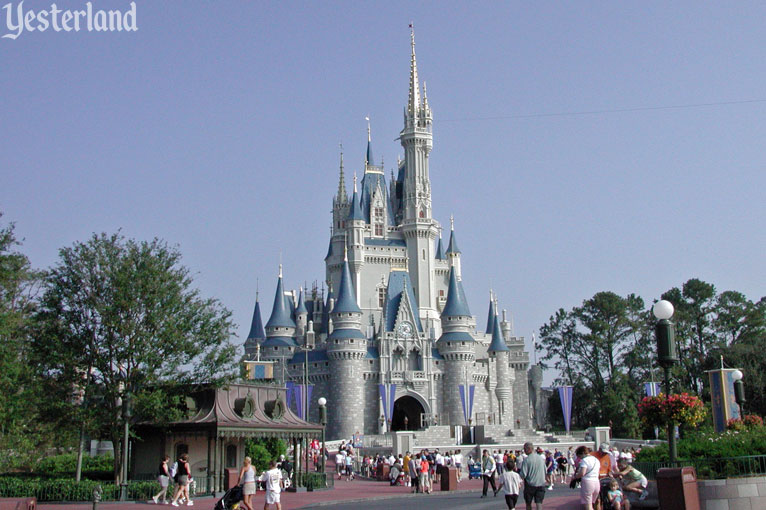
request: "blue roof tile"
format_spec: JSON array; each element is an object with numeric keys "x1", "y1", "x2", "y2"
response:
[
  {"x1": 328, "y1": 328, "x2": 366, "y2": 340},
  {"x1": 488, "y1": 313, "x2": 509, "y2": 353},
  {"x1": 441, "y1": 267, "x2": 471, "y2": 317},
  {"x1": 438, "y1": 331, "x2": 475, "y2": 343},
  {"x1": 333, "y1": 259, "x2": 361, "y2": 314},
  {"x1": 246, "y1": 299, "x2": 266, "y2": 341},
  {"x1": 383, "y1": 271, "x2": 423, "y2": 332},
  {"x1": 262, "y1": 336, "x2": 298, "y2": 348},
  {"x1": 435, "y1": 237, "x2": 446, "y2": 260},
  {"x1": 265, "y1": 275, "x2": 296, "y2": 329}
]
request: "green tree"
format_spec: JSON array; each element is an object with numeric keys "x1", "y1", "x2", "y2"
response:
[
  {"x1": 0, "y1": 214, "x2": 48, "y2": 471},
  {"x1": 661, "y1": 279, "x2": 718, "y2": 393},
  {"x1": 35, "y1": 232, "x2": 238, "y2": 483}
]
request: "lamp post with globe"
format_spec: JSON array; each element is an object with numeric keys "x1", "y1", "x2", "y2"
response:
[
  {"x1": 732, "y1": 369, "x2": 746, "y2": 415},
  {"x1": 653, "y1": 299, "x2": 678, "y2": 462},
  {"x1": 318, "y1": 397, "x2": 327, "y2": 475}
]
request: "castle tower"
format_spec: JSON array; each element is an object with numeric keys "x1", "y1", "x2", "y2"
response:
[
  {"x1": 243, "y1": 291, "x2": 266, "y2": 359},
  {"x1": 488, "y1": 310, "x2": 513, "y2": 425},
  {"x1": 262, "y1": 266, "x2": 298, "y2": 383},
  {"x1": 295, "y1": 288, "x2": 308, "y2": 338},
  {"x1": 347, "y1": 174, "x2": 365, "y2": 304},
  {"x1": 399, "y1": 26, "x2": 439, "y2": 325},
  {"x1": 326, "y1": 252, "x2": 366, "y2": 439},
  {"x1": 437, "y1": 266, "x2": 476, "y2": 425},
  {"x1": 446, "y1": 216, "x2": 462, "y2": 280}
]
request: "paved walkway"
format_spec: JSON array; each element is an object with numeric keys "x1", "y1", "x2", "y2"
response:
[{"x1": 36, "y1": 477, "x2": 580, "y2": 510}]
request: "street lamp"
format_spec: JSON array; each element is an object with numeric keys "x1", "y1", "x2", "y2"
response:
[
  {"x1": 653, "y1": 300, "x2": 678, "y2": 462},
  {"x1": 119, "y1": 392, "x2": 131, "y2": 501},
  {"x1": 732, "y1": 369, "x2": 746, "y2": 414},
  {"x1": 318, "y1": 397, "x2": 327, "y2": 475}
]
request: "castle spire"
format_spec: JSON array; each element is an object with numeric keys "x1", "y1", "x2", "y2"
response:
[
  {"x1": 365, "y1": 116, "x2": 374, "y2": 165},
  {"x1": 347, "y1": 173, "x2": 364, "y2": 221},
  {"x1": 336, "y1": 143, "x2": 347, "y2": 204},
  {"x1": 265, "y1": 266, "x2": 296, "y2": 330},
  {"x1": 333, "y1": 257, "x2": 362, "y2": 314},
  {"x1": 407, "y1": 23, "x2": 421, "y2": 119},
  {"x1": 488, "y1": 312, "x2": 509, "y2": 353}
]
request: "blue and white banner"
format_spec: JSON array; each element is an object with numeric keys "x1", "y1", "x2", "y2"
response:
[
  {"x1": 644, "y1": 382, "x2": 661, "y2": 397},
  {"x1": 294, "y1": 384, "x2": 314, "y2": 420},
  {"x1": 459, "y1": 384, "x2": 475, "y2": 426},
  {"x1": 378, "y1": 384, "x2": 397, "y2": 422},
  {"x1": 558, "y1": 386, "x2": 573, "y2": 433},
  {"x1": 709, "y1": 369, "x2": 740, "y2": 433}
]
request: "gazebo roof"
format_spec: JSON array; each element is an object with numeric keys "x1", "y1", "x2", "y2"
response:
[{"x1": 144, "y1": 383, "x2": 323, "y2": 440}]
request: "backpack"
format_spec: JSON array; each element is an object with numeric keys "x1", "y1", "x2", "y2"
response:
[{"x1": 169, "y1": 461, "x2": 178, "y2": 478}]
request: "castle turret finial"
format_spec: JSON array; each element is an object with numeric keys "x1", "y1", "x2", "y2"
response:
[
  {"x1": 353, "y1": 172, "x2": 358, "y2": 193},
  {"x1": 450, "y1": 214, "x2": 454, "y2": 231},
  {"x1": 337, "y1": 142, "x2": 347, "y2": 203},
  {"x1": 366, "y1": 116, "x2": 371, "y2": 142},
  {"x1": 407, "y1": 23, "x2": 421, "y2": 119},
  {"x1": 278, "y1": 263, "x2": 282, "y2": 278}
]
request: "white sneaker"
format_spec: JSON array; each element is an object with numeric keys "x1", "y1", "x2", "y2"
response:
[
  {"x1": 639, "y1": 490, "x2": 648, "y2": 501},
  {"x1": 171, "y1": 503, "x2": 179, "y2": 507},
  {"x1": 187, "y1": 502, "x2": 193, "y2": 506},
  {"x1": 548, "y1": 485, "x2": 553, "y2": 490},
  {"x1": 153, "y1": 496, "x2": 159, "y2": 504}
]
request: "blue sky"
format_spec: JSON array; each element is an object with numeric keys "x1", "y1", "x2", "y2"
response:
[{"x1": 2, "y1": 2, "x2": 765, "y2": 380}]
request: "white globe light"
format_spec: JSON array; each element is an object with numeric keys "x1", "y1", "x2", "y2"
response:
[
  {"x1": 732, "y1": 370, "x2": 743, "y2": 381},
  {"x1": 653, "y1": 300, "x2": 674, "y2": 320},
  {"x1": 318, "y1": 397, "x2": 327, "y2": 406}
]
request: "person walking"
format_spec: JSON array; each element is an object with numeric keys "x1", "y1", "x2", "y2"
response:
[
  {"x1": 480, "y1": 449, "x2": 499, "y2": 498},
  {"x1": 573, "y1": 445, "x2": 601, "y2": 510},
  {"x1": 497, "y1": 459, "x2": 523, "y2": 510},
  {"x1": 408, "y1": 453, "x2": 420, "y2": 493},
  {"x1": 238, "y1": 456, "x2": 257, "y2": 510},
  {"x1": 518, "y1": 442, "x2": 547, "y2": 510},
  {"x1": 260, "y1": 460, "x2": 283, "y2": 510},
  {"x1": 153, "y1": 455, "x2": 171, "y2": 504},
  {"x1": 170, "y1": 453, "x2": 192, "y2": 507}
]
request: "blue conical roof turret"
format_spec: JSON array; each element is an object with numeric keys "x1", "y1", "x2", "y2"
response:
[
  {"x1": 441, "y1": 266, "x2": 471, "y2": 317},
  {"x1": 488, "y1": 312, "x2": 509, "y2": 353},
  {"x1": 485, "y1": 293, "x2": 496, "y2": 335},
  {"x1": 347, "y1": 174, "x2": 364, "y2": 221},
  {"x1": 447, "y1": 226, "x2": 461, "y2": 254},
  {"x1": 333, "y1": 257, "x2": 361, "y2": 314},
  {"x1": 265, "y1": 266, "x2": 296, "y2": 329},
  {"x1": 296, "y1": 288, "x2": 308, "y2": 315},
  {"x1": 246, "y1": 297, "x2": 266, "y2": 341},
  {"x1": 435, "y1": 236, "x2": 446, "y2": 260},
  {"x1": 321, "y1": 285, "x2": 334, "y2": 334}
]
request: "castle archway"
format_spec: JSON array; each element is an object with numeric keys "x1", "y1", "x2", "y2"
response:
[{"x1": 392, "y1": 395, "x2": 426, "y2": 431}]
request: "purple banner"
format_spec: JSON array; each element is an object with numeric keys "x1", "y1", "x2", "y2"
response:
[
  {"x1": 644, "y1": 382, "x2": 661, "y2": 397},
  {"x1": 459, "y1": 384, "x2": 475, "y2": 425},
  {"x1": 378, "y1": 384, "x2": 397, "y2": 422},
  {"x1": 558, "y1": 386, "x2": 573, "y2": 433},
  {"x1": 292, "y1": 384, "x2": 314, "y2": 420},
  {"x1": 285, "y1": 381, "x2": 295, "y2": 411}
]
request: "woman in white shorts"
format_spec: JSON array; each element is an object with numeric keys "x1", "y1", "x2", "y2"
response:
[
  {"x1": 574, "y1": 446, "x2": 601, "y2": 510},
  {"x1": 238, "y1": 456, "x2": 256, "y2": 510}
]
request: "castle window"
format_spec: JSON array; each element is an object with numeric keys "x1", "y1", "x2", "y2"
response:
[
  {"x1": 439, "y1": 290, "x2": 444, "y2": 297},
  {"x1": 374, "y1": 223, "x2": 383, "y2": 236},
  {"x1": 419, "y1": 210, "x2": 425, "y2": 218},
  {"x1": 378, "y1": 287, "x2": 386, "y2": 308}
]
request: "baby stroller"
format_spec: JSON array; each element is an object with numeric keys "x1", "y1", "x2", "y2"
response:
[
  {"x1": 468, "y1": 462, "x2": 482, "y2": 480},
  {"x1": 599, "y1": 477, "x2": 616, "y2": 509},
  {"x1": 214, "y1": 484, "x2": 243, "y2": 510},
  {"x1": 389, "y1": 465, "x2": 405, "y2": 486}
]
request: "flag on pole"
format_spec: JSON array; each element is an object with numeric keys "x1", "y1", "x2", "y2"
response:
[
  {"x1": 558, "y1": 386, "x2": 573, "y2": 433},
  {"x1": 644, "y1": 382, "x2": 661, "y2": 397}
]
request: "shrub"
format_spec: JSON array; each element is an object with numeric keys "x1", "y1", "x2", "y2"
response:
[
  {"x1": 0, "y1": 477, "x2": 158, "y2": 502},
  {"x1": 33, "y1": 453, "x2": 114, "y2": 476}
]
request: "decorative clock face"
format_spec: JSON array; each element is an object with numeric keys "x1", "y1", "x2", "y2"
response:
[{"x1": 398, "y1": 322, "x2": 413, "y2": 337}]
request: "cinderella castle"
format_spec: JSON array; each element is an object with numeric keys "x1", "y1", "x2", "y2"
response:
[{"x1": 244, "y1": 30, "x2": 534, "y2": 441}]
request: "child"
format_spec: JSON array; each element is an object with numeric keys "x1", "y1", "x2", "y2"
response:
[
  {"x1": 616, "y1": 458, "x2": 648, "y2": 501},
  {"x1": 497, "y1": 459, "x2": 522, "y2": 510},
  {"x1": 607, "y1": 479, "x2": 625, "y2": 510}
]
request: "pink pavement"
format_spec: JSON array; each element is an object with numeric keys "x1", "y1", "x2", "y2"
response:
[{"x1": 36, "y1": 477, "x2": 581, "y2": 510}]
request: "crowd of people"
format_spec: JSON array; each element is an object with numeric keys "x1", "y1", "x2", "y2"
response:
[{"x1": 151, "y1": 440, "x2": 646, "y2": 510}]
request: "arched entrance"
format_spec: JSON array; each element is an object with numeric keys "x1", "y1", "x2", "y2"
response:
[{"x1": 391, "y1": 395, "x2": 425, "y2": 431}]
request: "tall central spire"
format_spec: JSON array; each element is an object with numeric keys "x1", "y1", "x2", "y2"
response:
[{"x1": 408, "y1": 23, "x2": 421, "y2": 118}]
